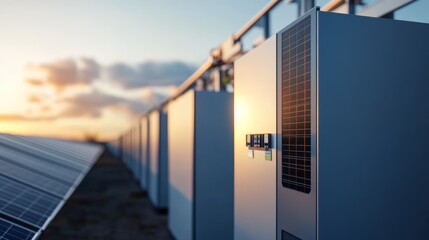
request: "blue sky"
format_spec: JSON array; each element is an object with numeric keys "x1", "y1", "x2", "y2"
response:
[
  {"x1": 0, "y1": 0, "x2": 426, "y2": 71},
  {"x1": 0, "y1": 0, "x2": 288, "y2": 66}
]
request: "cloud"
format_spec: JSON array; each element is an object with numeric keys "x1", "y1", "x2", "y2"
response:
[
  {"x1": 13, "y1": 57, "x2": 195, "y2": 140},
  {"x1": 0, "y1": 114, "x2": 55, "y2": 122},
  {"x1": 40, "y1": 105, "x2": 52, "y2": 113},
  {"x1": 59, "y1": 90, "x2": 125, "y2": 118},
  {"x1": 25, "y1": 58, "x2": 101, "y2": 91},
  {"x1": 21, "y1": 57, "x2": 191, "y2": 125},
  {"x1": 107, "y1": 60, "x2": 196, "y2": 89},
  {"x1": 2, "y1": 89, "x2": 163, "y2": 123},
  {"x1": 26, "y1": 78, "x2": 44, "y2": 86},
  {"x1": 28, "y1": 94, "x2": 42, "y2": 103},
  {"x1": 58, "y1": 89, "x2": 165, "y2": 119},
  {"x1": 25, "y1": 58, "x2": 195, "y2": 91},
  {"x1": 126, "y1": 91, "x2": 167, "y2": 114},
  {"x1": 0, "y1": 114, "x2": 29, "y2": 121}
]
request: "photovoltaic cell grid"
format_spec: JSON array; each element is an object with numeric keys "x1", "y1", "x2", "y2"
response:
[
  {"x1": 13, "y1": 140, "x2": 90, "y2": 166},
  {"x1": 0, "y1": 133, "x2": 102, "y2": 239},
  {"x1": 0, "y1": 135, "x2": 86, "y2": 171},
  {"x1": 281, "y1": 16, "x2": 312, "y2": 194},
  {"x1": 4, "y1": 135, "x2": 96, "y2": 166},
  {"x1": 0, "y1": 175, "x2": 61, "y2": 228},
  {"x1": 0, "y1": 219, "x2": 35, "y2": 240},
  {"x1": 0, "y1": 159, "x2": 70, "y2": 197},
  {"x1": 0, "y1": 144, "x2": 79, "y2": 185},
  {"x1": 0, "y1": 135, "x2": 96, "y2": 166}
]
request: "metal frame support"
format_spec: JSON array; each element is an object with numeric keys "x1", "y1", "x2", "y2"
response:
[
  {"x1": 288, "y1": 0, "x2": 315, "y2": 17},
  {"x1": 261, "y1": 13, "x2": 270, "y2": 39},
  {"x1": 300, "y1": 0, "x2": 316, "y2": 16},
  {"x1": 347, "y1": 0, "x2": 356, "y2": 15},
  {"x1": 233, "y1": 0, "x2": 282, "y2": 42}
]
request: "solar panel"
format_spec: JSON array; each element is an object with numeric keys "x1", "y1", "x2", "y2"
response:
[
  {"x1": 281, "y1": 16, "x2": 312, "y2": 194},
  {"x1": 0, "y1": 144, "x2": 79, "y2": 184},
  {"x1": 5, "y1": 135, "x2": 94, "y2": 166},
  {"x1": 0, "y1": 219, "x2": 35, "y2": 240},
  {"x1": 0, "y1": 158, "x2": 70, "y2": 197},
  {"x1": 0, "y1": 136, "x2": 86, "y2": 171},
  {"x1": 0, "y1": 133, "x2": 102, "y2": 239},
  {"x1": 25, "y1": 136, "x2": 100, "y2": 159},
  {"x1": 0, "y1": 175, "x2": 61, "y2": 228}
]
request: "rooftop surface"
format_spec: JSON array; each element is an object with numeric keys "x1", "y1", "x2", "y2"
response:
[{"x1": 40, "y1": 150, "x2": 172, "y2": 240}]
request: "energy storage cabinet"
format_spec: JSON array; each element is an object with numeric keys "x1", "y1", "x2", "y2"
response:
[
  {"x1": 139, "y1": 117, "x2": 149, "y2": 190},
  {"x1": 122, "y1": 130, "x2": 131, "y2": 168},
  {"x1": 130, "y1": 127, "x2": 135, "y2": 174},
  {"x1": 234, "y1": 36, "x2": 277, "y2": 240},
  {"x1": 112, "y1": 138, "x2": 121, "y2": 157},
  {"x1": 119, "y1": 136, "x2": 123, "y2": 159},
  {"x1": 148, "y1": 109, "x2": 169, "y2": 209},
  {"x1": 235, "y1": 8, "x2": 429, "y2": 240},
  {"x1": 132, "y1": 123, "x2": 141, "y2": 180},
  {"x1": 123, "y1": 134, "x2": 129, "y2": 166},
  {"x1": 107, "y1": 137, "x2": 120, "y2": 158},
  {"x1": 127, "y1": 130, "x2": 132, "y2": 168},
  {"x1": 168, "y1": 90, "x2": 234, "y2": 240},
  {"x1": 121, "y1": 132, "x2": 126, "y2": 164},
  {"x1": 130, "y1": 126, "x2": 135, "y2": 177}
]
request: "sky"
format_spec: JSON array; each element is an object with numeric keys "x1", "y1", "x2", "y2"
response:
[{"x1": 0, "y1": 0, "x2": 428, "y2": 141}]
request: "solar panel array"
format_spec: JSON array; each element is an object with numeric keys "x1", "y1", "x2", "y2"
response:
[{"x1": 0, "y1": 133, "x2": 103, "y2": 240}]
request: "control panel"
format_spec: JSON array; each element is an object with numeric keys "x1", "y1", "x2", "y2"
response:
[{"x1": 246, "y1": 134, "x2": 272, "y2": 150}]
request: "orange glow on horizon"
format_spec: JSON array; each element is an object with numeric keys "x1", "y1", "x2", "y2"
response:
[{"x1": 0, "y1": 109, "x2": 133, "y2": 142}]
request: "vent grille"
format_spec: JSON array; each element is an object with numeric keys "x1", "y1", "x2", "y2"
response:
[{"x1": 281, "y1": 16, "x2": 311, "y2": 194}]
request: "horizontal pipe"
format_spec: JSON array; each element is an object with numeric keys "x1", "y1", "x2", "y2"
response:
[
  {"x1": 170, "y1": 57, "x2": 214, "y2": 101},
  {"x1": 321, "y1": 0, "x2": 345, "y2": 11},
  {"x1": 233, "y1": 0, "x2": 282, "y2": 41}
]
